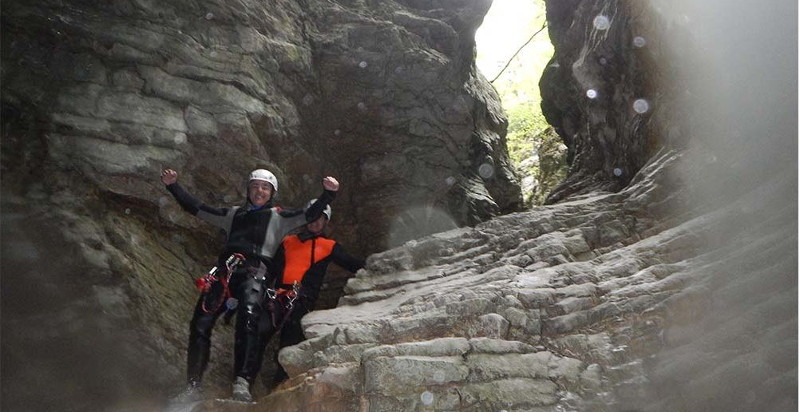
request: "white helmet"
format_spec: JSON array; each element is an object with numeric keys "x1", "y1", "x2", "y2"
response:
[
  {"x1": 306, "y1": 199, "x2": 332, "y2": 221},
  {"x1": 248, "y1": 169, "x2": 278, "y2": 192}
]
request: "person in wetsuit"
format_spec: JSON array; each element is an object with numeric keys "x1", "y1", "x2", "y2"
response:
[
  {"x1": 161, "y1": 168, "x2": 339, "y2": 402},
  {"x1": 261, "y1": 200, "x2": 364, "y2": 388}
]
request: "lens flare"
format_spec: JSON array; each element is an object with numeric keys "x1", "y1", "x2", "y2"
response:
[
  {"x1": 433, "y1": 370, "x2": 446, "y2": 382},
  {"x1": 420, "y1": 391, "x2": 434, "y2": 405},
  {"x1": 593, "y1": 15, "x2": 611, "y2": 30},
  {"x1": 478, "y1": 163, "x2": 495, "y2": 178},
  {"x1": 633, "y1": 99, "x2": 650, "y2": 114}
]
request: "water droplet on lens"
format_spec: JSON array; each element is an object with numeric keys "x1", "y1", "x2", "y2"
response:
[
  {"x1": 124, "y1": 208, "x2": 131, "y2": 215},
  {"x1": 613, "y1": 168, "x2": 623, "y2": 177},
  {"x1": 302, "y1": 94, "x2": 314, "y2": 106},
  {"x1": 334, "y1": 129, "x2": 341, "y2": 136},
  {"x1": 478, "y1": 163, "x2": 495, "y2": 179},
  {"x1": 359, "y1": 61, "x2": 368, "y2": 68},
  {"x1": 633, "y1": 36, "x2": 647, "y2": 48},
  {"x1": 420, "y1": 391, "x2": 434, "y2": 405},
  {"x1": 357, "y1": 102, "x2": 366, "y2": 111},
  {"x1": 593, "y1": 15, "x2": 610, "y2": 30},
  {"x1": 174, "y1": 134, "x2": 187, "y2": 145},
  {"x1": 205, "y1": 12, "x2": 214, "y2": 20},
  {"x1": 433, "y1": 370, "x2": 446, "y2": 382},
  {"x1": 586, "y1": 89, "x2": 598, "y2": 99},
  {"x1": 633, "y1": 99, "x2": 650, "y2": 114},
  {"x1": 445, "y1": 176, "x2": 456, "y2": 186}
]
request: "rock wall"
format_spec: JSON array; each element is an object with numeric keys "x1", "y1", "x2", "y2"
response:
[
  {"x1": 251, "y1": 148, "x2": 795, "y2": 411},
  {"x1": 0, "y1": 0, "x2": 522, "y2": 409},
  {"x1": 539, "y1": 0, "x2": 664, "y2": 203},
  {"x1": 1, "y1": 0, "x2": 795, "y2": 410},
  {"x1": 251, "y1": 0, "x2": 797, "y2": 411}
]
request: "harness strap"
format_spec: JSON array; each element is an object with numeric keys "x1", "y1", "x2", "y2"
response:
[
  {"x1": 266, "y1": 282, "x2": 302, "y2": 328},
  {"x1": 199, "y1": 253, "x2": 245, "y2": 314}
]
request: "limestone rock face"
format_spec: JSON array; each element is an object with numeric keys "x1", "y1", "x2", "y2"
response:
[
  {"x1": 539, "y1": 0, "x2": 660, "y2": 203},
  {"x1": 1, "y1": 0, "x2": 795, "y2": 410},
  {"x1": 1, "y1": 0, "x2": 522, "y2": 250},
  {"x1": 259, "y1": 0, "x2": 797, "y2": 409},
  {"x1": 268, "y1": 149, "x2": 795, "y2": 411},
  {"x1": 0, "y1": 0, "x2": 522, "y2": 408}
]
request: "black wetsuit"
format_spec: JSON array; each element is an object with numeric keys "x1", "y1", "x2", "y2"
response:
[
  {"x1": 165, "y1": 182, "x2": 335, "y2": 386},
  {"x1": 263, "y1": 231, "x2": 364, "y2": 384}
]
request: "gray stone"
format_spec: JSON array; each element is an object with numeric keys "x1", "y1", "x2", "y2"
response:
[
  {"x1": 466, "y1": 353, "x2": 551, "y2": 381},
  {"x1": 468, "y1": 313, "x2": 510, "y2": 339},
  {"x1": 460, "y1": 378, "x2": 559, "y2": 409},
  {"x1": 364, "y1": 356, "x2": 469, "y2": 394}
]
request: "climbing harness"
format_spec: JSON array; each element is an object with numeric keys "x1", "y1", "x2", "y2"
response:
[
  {"x1": 197, "y1": 253, "x2": 245, "y2": 314},
  {"x1": 265, "y1": 281, "x2": 302, "y2": 328}
]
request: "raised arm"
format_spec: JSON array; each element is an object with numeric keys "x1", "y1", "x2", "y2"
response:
[
  {"x1": 160, "y1": 168, "x2": 234, "y2": 229},
  {"x1": 304, "y1": 176, "x2": 339, "y2": 222}
]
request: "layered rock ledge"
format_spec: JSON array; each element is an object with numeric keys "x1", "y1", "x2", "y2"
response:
[{"x1": 249, "y1": 150, "x2": 796, "y2": 411}]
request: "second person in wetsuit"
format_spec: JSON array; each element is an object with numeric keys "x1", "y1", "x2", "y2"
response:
[{"x1": 259, "y1": 199, "x2": 364, "y2": 388}]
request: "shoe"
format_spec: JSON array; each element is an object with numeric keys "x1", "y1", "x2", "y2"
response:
[
  {"x1": 231, "y1": 376, "x2": 253, "y2": 402},
  {"x1": 171, "y1": 381, "x2": 202, "y2": 403}
]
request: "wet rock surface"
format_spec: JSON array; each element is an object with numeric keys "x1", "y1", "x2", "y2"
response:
[
  {"x1": 1, "y1": 0, "x2": 521, "y2": 407},
  {"x1": 539, "y1": 0, "x2": 664, "y2": 203},
  {"x1": 267, "y1": 150, "x2": 795, "y2": 411},
  {"x1": 1, "y1": 0, "x2": 795, "y2": 410}
]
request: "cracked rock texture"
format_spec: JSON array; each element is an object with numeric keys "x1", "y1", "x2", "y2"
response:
[
  {"x1": 0, "y1": 0, "x2": 796, "y2": 411},
  {"x1": 266, "y1": 147, "x2": 795, "y2": 411},
  {"x1": 258, "y1": 0, "x2": 797, "y2": 410},
  {"x1": 1, "y1": 0, "x2": 522, "y2": 408}
]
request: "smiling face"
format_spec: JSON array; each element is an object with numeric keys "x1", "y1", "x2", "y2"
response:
[{"x1": 247, "y1": 180, "x2": 274, "y2": 207}]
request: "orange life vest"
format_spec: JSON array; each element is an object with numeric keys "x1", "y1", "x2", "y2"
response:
[{"x1": 280, "y1": 235, "x2": 336, "y2": 285}]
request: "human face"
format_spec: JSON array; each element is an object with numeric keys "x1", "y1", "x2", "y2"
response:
[
  {"x1": 306, "y1": 216, "x2": 328, "y2": 234},
  {"x1": 248, "y1": 180, "x2": 273, "y2": 207}
]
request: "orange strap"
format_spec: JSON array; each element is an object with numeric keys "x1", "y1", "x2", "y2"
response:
[{"x1": 281, "y1": 235, "x2": 336, "y2": 285}]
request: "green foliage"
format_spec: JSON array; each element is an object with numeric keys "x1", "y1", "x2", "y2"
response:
[
  {"x1": 532, "y1": 127, "x2": 569, "y2": 205},
  {"x1": 476, "y1": 0, "x2": 568, "y2": 206},
  {"x1": 505, "y1": 101, "x2": 549, "y2": 164}
]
